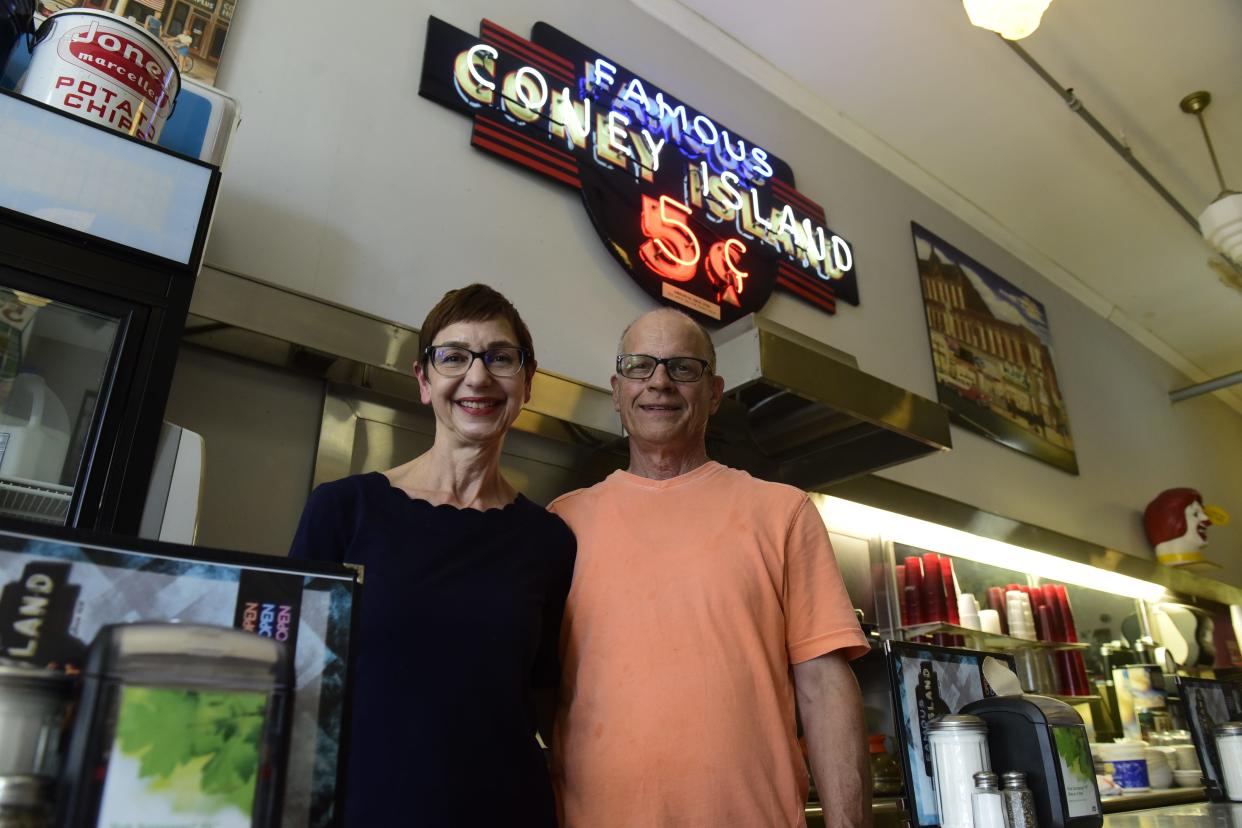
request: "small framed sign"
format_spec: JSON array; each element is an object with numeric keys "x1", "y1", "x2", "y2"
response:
[
  {"x1": 0, "y1": 522, "x2": 356, "y2": 827},
  {"x1": 1176, "y1": 676, "x2": 1242, "y2": 800},
  {"x1": 885, "y1": 639, "x2": 1017, "y2": 827}
]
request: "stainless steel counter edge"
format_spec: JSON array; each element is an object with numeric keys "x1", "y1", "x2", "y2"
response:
[
  {"x1": 1101, "y1": 800, "x2": 1242, "y2": 828},
  {"x1": 804, "y1": 790, "x2": 1207, "y2": 827},
  {"x1": 805, "y1": 798, "x2": 906, "y2": 828},
  {"x1": 1102, "y1": 789, "x2": 1208, "y2": 813}
]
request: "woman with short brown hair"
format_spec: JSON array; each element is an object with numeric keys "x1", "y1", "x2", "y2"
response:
[{"x1": 291, "y1": 284, "x2": 574, "y2": 827}]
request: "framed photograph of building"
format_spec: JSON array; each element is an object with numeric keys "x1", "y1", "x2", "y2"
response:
[
  {"x1": 911, "y1": 223, "x2": 1078, "y2": 474},
  {"x1": 38, "y1": 0, "x2": 236, "y2": 87}
]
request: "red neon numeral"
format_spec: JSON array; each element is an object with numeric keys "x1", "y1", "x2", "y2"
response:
[
  {"x1": 706, "y1": 238, "x2": 748, "y2": 307},
  {"x1": 639, "y1": 194, "x2": 700, "y2": 283}
]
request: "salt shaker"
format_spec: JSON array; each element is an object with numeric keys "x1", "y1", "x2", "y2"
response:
[
  {"x1": 1002, "y1": 770, "x2": 1038, "y2": 828},
  {"x1": 1214, "y1": 722, "x2": 1242, "y2": 801},
  {"x1": 928, "y1": 714, "x2": 991, "y2": 828},
  {"x1": 972, "y1": 772, "x2": 1010, "y2": 828}
]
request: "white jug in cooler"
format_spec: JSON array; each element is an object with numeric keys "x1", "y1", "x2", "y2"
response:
[{"x1": 0, "y1": 372, "x2": 71, "y2": 484}]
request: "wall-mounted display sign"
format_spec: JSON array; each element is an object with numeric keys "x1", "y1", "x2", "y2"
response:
[
  {"x1": 912, "y1": 223, "x2": 1077, "y2": 474},
  {"x1": 419, "y1": 16, "x2": 859, "y2": 325}
]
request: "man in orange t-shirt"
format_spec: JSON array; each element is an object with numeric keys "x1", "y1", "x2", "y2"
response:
[{"x1": 549, "y1": 308, "x2": 872, "y2": 828}]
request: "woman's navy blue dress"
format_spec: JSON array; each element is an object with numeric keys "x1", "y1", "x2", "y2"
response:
[{"x1": 289, "y1": 472, "x2": 576, "y2": 827}]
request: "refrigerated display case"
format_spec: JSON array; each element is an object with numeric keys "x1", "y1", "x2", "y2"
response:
[{"x1": 0, "y1": 87, "x2": 219, "y2": 533}]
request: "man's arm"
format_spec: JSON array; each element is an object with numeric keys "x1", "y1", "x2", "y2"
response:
[{"x1": 793, "y1": 651, "x2": 872, "y2": 828}]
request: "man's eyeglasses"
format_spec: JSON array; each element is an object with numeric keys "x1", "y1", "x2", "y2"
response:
[
  {"x1": 424, "y1": 345, "x2": 528, "y2": 378},
  {"x1": 616, "y1": 353, "x2": 711, "y2": 383}
]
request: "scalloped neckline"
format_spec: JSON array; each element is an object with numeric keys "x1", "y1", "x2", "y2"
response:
[{"x1": 369, "y1": 472, "x2": 526, "y2": 514}]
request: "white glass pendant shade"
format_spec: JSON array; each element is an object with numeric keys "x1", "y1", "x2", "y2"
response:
[
  {"x1": 1200, "y1": 192, "x2": 1242, "y2": 266},
  {"x1": 963, "y1": 0, "x2": 1053, "y2": 40}
]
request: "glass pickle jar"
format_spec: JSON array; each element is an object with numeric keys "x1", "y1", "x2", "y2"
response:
[
  {"x1": 869, "y1": 734, "x2": 904, "y2": 797},
  {"x1": 928, "y1": 714, "x2": 991, "y2": 828}
]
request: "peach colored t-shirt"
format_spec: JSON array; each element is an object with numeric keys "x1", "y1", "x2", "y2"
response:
[{"x1": 548, "y1": 462, "x2": 869, "y2": 828}]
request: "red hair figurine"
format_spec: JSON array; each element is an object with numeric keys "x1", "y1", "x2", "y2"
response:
[{"x1": 1143, "y1": 488, "x2": 1228, "y2": 566}]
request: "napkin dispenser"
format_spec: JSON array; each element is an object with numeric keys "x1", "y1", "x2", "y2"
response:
[{"x1": 963, "y1": 694, "x2": 1103, "y2": 828}]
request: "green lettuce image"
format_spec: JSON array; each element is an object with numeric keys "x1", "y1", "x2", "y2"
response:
[
  {"x1": 1053, "y1": 725, "x2": 1094, "y2": 783},
  {"x1": 115, "y1": 686, "x2": 267, "y2": 816}
]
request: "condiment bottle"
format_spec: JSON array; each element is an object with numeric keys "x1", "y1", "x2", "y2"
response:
[
  {"x1": 972, "y1": 771, "x2": 1010, "y2": 828},
  {"x1": 868, "y1": 734, "x2": 903, "y2": 797},
  {"x1": 928, "y1": 714, "x2": 991, "y2": 828},
  {"x1": 1002, "y1": 770, "x2": 1038, "y2": 828},
  {"x1": 1214, "y1": 722, "x2": 1242, "y2": 801}
]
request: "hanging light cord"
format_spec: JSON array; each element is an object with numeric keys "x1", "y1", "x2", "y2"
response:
[
  {"x1": 1188, "y1": 109, "x2": 1231, "y2": 195},
  {"x1": 999, "y1": 39, "x2": 1242, "y2": 402}
]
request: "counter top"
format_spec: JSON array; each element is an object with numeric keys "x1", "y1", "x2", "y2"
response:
[
  {"x1": 803, "y1": 790, "x2": 1207, "y2": 826},
  {"x1": 1104, "y1": 800, "x2": 1241, "y2": 827},
  {"x1": 1103, "y1": 789, "x2": 1208, "y2": 813},
  {"x1": 806, "y1": 797, "x2": 905, "y2": 828}
]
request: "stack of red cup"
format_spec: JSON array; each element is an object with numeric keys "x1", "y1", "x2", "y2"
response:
[
  {"x1": 1016, "y1": 583, "x2": 1089, "y2": 696},
  {"x1": 898, "y1": 554, "x2": 966, "y2": 646}
]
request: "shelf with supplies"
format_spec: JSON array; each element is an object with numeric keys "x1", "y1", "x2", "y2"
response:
[
  {"x1": 0, "y1": 475, "x2": 73, "y2": 524},
  {"x1": 900, "y1": 622, "x2": 1091, "y2": 653},
  {"x1": 1046, "y1": 693, "x2": 1101, "y2": 704}
]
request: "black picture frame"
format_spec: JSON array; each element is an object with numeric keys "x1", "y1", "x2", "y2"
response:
[
  {"x1": 885, "y1": 639, "x2": 1017, "y2": 827},
  {"x1": 1175, "y1": 676, "x2": 1242, "y2": 801},
  {"x1": 0, "y1": 520, "x2": 359, "y2": 827}
]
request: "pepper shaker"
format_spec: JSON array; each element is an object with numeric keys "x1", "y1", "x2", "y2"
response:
[{"x1": 1002, "y1": 770, "x2": 1038, "y2": 828}]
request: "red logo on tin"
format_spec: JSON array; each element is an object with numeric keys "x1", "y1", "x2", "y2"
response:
[{"x1": 61, "y1": 22, "x2": 172, "y2": 109}]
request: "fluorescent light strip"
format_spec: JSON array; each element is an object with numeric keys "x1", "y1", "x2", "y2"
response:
[{"x1": 814, "y1": 495, "x2": 1169, "y2": 603}]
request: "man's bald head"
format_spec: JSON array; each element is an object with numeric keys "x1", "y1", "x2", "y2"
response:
[{"x1": 617, "y1": 308, "x2": 715, "y2": 368}]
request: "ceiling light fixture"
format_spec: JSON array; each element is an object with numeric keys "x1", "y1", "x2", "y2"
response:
[
  {"x1": 1181, "y1": 91, "x2": 1242, "y2": 266},
  {"x1": 962, "y1": 0, "x2": 1052, "y2": 40}
]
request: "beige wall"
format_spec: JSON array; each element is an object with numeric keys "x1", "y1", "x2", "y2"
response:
[
  {"x1": 164, "y1": 346, "x2": 323, "y2": 556},
  {"x1": 199, "y1": 0, "x2": 1242, "y2": 581}
]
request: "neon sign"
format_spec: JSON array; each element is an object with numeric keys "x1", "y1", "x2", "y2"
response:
[{"x1": 420, "y1": 17, "x2": 859, "y2": 324}]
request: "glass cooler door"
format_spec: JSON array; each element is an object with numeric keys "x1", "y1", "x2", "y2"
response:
[{"x1": 0, "y1": 284, "x2": 121, "y2": 525}]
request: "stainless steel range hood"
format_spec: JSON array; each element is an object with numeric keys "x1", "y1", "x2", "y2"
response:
[
  {"x1": 708, "y1": 316, "x2": 951, "y2": 491},
  {"x1": 182, "y1": 268, "x2": 949, "y2": 493}
]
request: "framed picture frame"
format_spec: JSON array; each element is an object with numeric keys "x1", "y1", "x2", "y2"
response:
[
  {"x1": 885, "y1": 639, "x2": 1017, "y2": 827},
  {"x1": 0, "y1": 521, "x2": 357, "y2": 827},
  {"x1": 1175, "y1": 676, "x2": 1242, "y2": 801},
  {"x1": 911, "y1": 222, "x2": 1078, "y2": 474}
]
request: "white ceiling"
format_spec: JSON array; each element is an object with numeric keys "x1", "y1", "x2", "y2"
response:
[{"x1": 637, "y1": 0, "x2": 1242, "y2": 410}]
